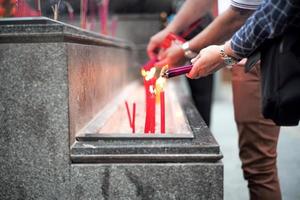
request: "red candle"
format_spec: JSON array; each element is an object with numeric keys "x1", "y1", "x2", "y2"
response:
[
  {"x1": 149, "y1": 79, "x2": 156, "y2": 133},
  {"x1": 156, "y1": 76, "x2": 166, "y2": 134},
  {"x1": 143, "y1": 79, "x2": 150, "y2": 133},
  {"x1": 160, "y1": 91, "x2": 165, "y2": 133},
  {"x1": 143, "y1": 67, "x2": 156, "y2": 134}
]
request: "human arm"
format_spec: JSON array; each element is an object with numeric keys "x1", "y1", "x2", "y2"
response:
[
  {"x1": 187, "y1": 0, "x2": 300, "y2": 79},
  {"x1": 187, "y1": 41, "x2": 236, "y2": 79},
  {"x1": 231, "y1": 0, "x2": 300, "y2": 57},
  {"x1": 156, "y1": 5, "x2": 254, "y2": 66},
  {"x1": 147, "y1": 0, "x2": 212, "y2": 59}
]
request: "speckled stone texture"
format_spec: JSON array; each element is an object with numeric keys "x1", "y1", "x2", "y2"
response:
[
  {"x1": 71, "y1": 163, "x2": 223, "y2": 200},
  {"x1": 0, "y1": 43, "x2": 70, "y2": 199}
]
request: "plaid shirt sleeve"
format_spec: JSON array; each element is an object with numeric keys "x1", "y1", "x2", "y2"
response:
[{"x1": 231, "y1": 0, "x2": 300, "y2": 58}]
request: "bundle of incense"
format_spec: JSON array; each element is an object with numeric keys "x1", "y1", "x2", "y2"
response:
[{"x1": 161, "y1": 64, "x2": 193, "y2": 79}]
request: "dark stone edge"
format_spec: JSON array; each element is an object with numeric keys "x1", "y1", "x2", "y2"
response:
[
  {"x1": 71, "y1": 145, "x2": 220, "y2": 155},
  {"x1": 76, "y1": 132, "x2": 194, "y2": 140},
  {"x1": 0, "y1": 17, "x2": 134, "y2": 49},
  {"x1": 70, "y1": 153, "x2": 223, "y2": 163},
  {"x1": 0, "y1": 33, "x2": 133, "y2": 49}
]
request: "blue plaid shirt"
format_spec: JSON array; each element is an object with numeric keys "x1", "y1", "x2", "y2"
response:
[{"x1": 231, "y1": 0, "x2": 300, "y2": 58}]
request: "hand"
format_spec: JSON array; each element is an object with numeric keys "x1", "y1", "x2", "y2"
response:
[
  {"x1": 155, "y1": 43, "x2": 185, "y2": 67},
  {"x1": 187, "y1": 45, "x2": 226, "y2": 79},
  {"x1": 147, "y1": 29, "x2": 170, "y2": 59}
]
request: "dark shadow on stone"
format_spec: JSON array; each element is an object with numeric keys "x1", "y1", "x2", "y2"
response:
[
  {"x1": 101, "y1": 167, "x2": 110, "y2": 200},
  {"x1": 74, "y1": 184, "x2": 84, "y2": 200},
  {"x1": 125, "y1": 170, "x2": 155, "y2": 200}
]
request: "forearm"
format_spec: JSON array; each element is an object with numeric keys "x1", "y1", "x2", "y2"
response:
[
  {"x1": 188, "y1": 6, "x2": 253, "y2": 51},
  {"x1": 166, "y1": 0, "x2": 213, "y2": 34}
]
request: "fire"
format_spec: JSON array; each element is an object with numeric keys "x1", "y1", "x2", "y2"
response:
[
  {"x1": 156, "y1": 65, "x2": 168, "y2": 92},
  {"x1": 141, "y1": 69, "x2": 147, "y2": 77},
  {"x1": 160, "y1": 65, "x2": 169, "y2": 77},
  {"x1": 141, "y1": 67, "x2": 156, "y2": 81},
  {"x1": 149, "y1": 85, "x2": 155, "y2": 94},
  {"x1": 156, "y1": 77, "x2": 166, "y2": 92}
]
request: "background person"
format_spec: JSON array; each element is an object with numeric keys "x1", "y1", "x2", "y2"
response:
[{"x1": 147, "y1": 0, "x2": 214, "y2": 126}]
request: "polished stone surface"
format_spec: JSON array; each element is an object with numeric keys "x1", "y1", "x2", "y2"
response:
[
  {"x1": 0, "y1": 42, "x2": 70, "y2": 199},
  {"x1": 68, "y1": 43, "x2": 132, "y2": 144}
]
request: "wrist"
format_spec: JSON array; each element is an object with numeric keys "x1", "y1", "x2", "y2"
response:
[
  {"x1": 181, "y1": 41, "x2": 198, "y2": 59},
  {"x1": 166, "y1": 24, "x2": 181, "y2": 34},
  {"x1": 224, "y1": 40, "x2": 241, "y2": 60},
  {"x1": 220, "y1": 43, "x2": 240, "y2": 66}
]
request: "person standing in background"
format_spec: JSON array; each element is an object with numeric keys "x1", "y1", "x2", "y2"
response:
[{"x1": 148, "y1": 0, "x2": 214, "y2": 126}]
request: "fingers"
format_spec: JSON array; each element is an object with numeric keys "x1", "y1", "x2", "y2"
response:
[
  {"x1": 155, "y1": 50, "x2": 168, "y2": 66},
  {"x1": 187, "y1": 52, "x2": 204, "y2": 79},
  {"x1": 157, "y1": 48, "x2": 167, "y2": 60},
  {"x1": 186, "y1": 64, "x2": 205, "y2": 79},
  {"x1": 147, "y1": 42, "x2": 158, "y2": 59},
  {"x1": 155, "y1": 59, "x2": 168, "y2": 67},
  {"x1": 191, "y1": 52, "x2": 201, "y2": 64}
]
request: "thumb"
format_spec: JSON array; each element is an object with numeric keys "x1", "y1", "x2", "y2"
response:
[{"x1": 147, "y1": 43, "x2": 159, "y2": 59}]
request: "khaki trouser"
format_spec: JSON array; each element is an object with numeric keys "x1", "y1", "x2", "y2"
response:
[{"x1": 231, "y1": 64, "x2": 281, "y2": 200}]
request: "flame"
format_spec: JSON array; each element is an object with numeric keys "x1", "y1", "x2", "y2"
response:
[
  {"x1": 141, "y1": 67, "x2": 156, "y2": 81},
  {"x1": 146, "y1": 67, "x2": 156, "y2": 81},
  {"x1": 149, "y1": 85, "x2": 155, "y2": 94},
  {"x1": 141, "y1": 69, "x2": 147, "y2": 77},
  {"x1": 160, "y1": 65, "x2": 169, "y2": 77},
  {"x1": 156, "y1": 77, "x2": 166, "y2": 92}
]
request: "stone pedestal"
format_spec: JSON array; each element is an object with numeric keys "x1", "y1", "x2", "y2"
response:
[{"x1": 0, "y1": 17, "x2": 223, "y2": 200}]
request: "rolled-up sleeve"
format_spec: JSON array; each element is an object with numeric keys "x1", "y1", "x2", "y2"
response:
[{"x1": 231, "y1": 0, "x2": 300, "y2": 58}]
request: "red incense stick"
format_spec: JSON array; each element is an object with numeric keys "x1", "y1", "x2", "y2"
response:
[
  {"x1": 125, "y1": 101, "x2": 132, "y2": 128},
  {"x1": 132, "y1": 103, "x2": 136, "y2": 133}
]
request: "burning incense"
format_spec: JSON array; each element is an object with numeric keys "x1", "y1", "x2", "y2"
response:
[{"x1": 161, "y1": 64, "x2": 193, "y2": 79}]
